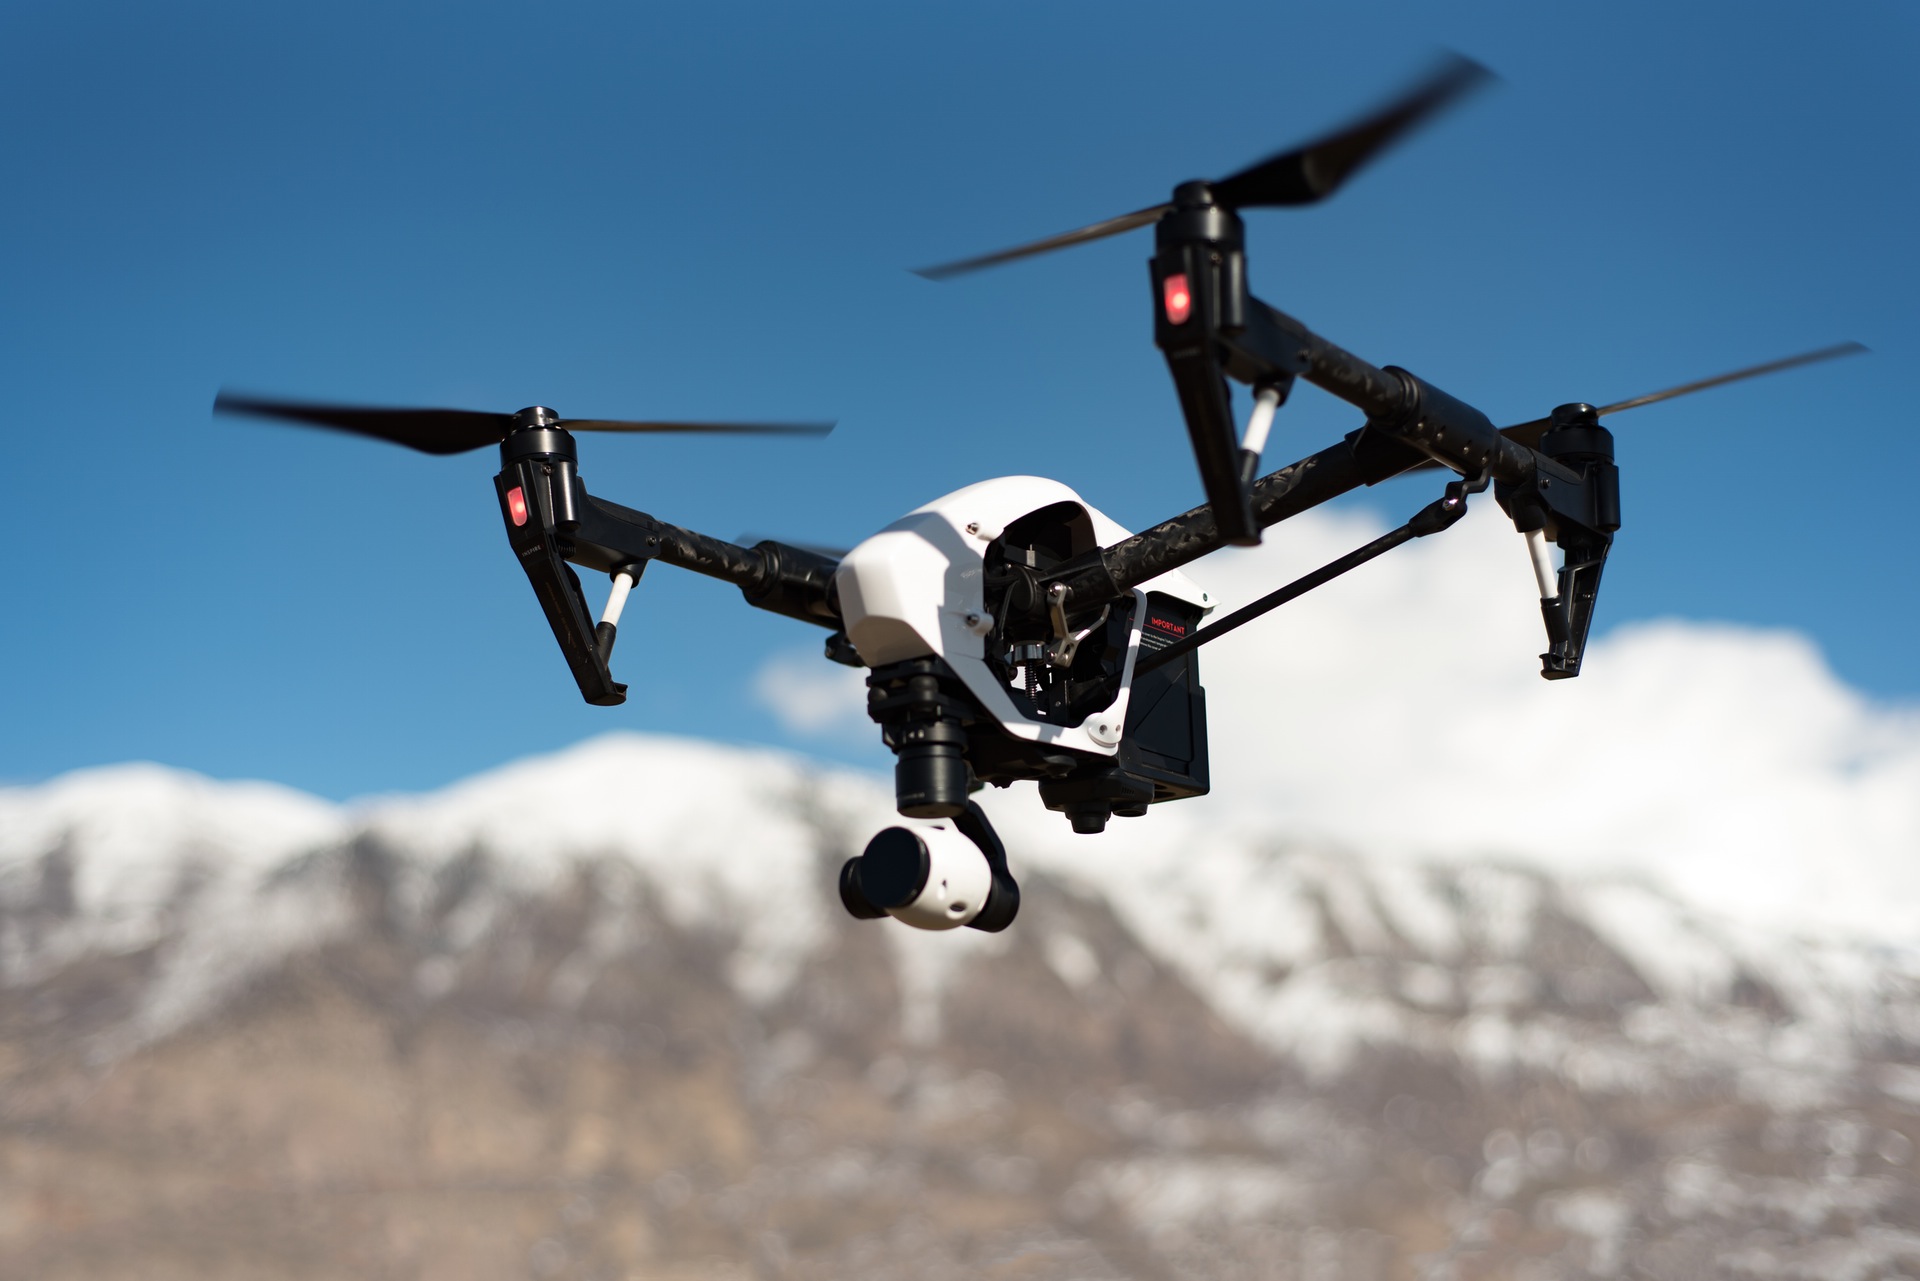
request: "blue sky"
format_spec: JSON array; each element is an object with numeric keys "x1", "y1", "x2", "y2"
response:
[{"x1": 2, "y1": 0, "x2": 1914, "y2": 800}]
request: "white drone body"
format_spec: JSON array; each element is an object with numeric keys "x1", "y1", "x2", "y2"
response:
[
  {"x1": 833, "y1": 476, "x2": 1214, "y2": 756},
  {"x1": 826, "y1": 477, "x2": 1217, "y2": 933}
]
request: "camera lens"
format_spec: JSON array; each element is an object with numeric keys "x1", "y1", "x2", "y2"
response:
[
  {"x1": 894, "y1": 719, "x2": 969, "y2": 818},
  {"x1": 837, "y1": 858, "x2": 888, "y2": 919},
  {"x1": 856, "y1": 828, "x2": 931, "y2": 910}
]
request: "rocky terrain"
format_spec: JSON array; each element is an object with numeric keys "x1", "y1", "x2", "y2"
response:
[{"x1": 3, "y1": 734, "x2": 1918, "y2": 1280}]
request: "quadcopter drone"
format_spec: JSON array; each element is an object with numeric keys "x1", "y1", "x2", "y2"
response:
[{"x1": 218, "y1": 56, "x2": 1861, "y2": 938}]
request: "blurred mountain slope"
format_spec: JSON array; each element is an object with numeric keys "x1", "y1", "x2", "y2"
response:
[{"x1": 3, "y1": 734, "x2": 1917, "y2": 1280}]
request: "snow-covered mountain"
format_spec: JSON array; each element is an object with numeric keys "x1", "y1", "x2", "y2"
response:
[{"x1": 4, "y1": 734, "x2": 1918, "y2": 1280}]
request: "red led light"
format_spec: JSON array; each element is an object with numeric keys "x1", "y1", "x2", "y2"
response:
[
  {"x1": 506, "y1": 485, "x2": 529, "y2": 527},
  {"x1": 1163, "y1": 273, "x2": 1193, "y2": 325}
]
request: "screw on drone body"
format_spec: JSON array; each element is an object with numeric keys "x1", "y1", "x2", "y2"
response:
[{"x1": 965, "y1": 522, "x2": 981, "y2": 535}]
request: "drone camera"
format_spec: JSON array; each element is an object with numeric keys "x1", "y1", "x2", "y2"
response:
[
  {"x1": 839, "y1": 804, "x2": 1020, "y2": 932},
  {"x1": 851, "y1": 824, "x2": 989, "y2": 929}
]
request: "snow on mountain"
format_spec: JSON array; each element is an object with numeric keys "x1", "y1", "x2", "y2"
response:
[
  {"x1": 0, "y1": 763, "x2": 348, "y2": 1047},
  {"x1": 4, "y1": 732, "x2": 1916, "y2": 1108},
  {"x1": 0, "y1": 761, "x2": 344, "y2": 915},
  {"x1": 7, "y1": 735, "x2": 1920, "y2": 1278},
  {"x1": 1005, "y1": 805, "x2": 1920, "y2": 1108},
  {"x1": 1185, "y1": 504, "x2": 1920, "y2": 944},
  {"x1": 357, "y1": 735, "x2": 885, "y2": 1004}
]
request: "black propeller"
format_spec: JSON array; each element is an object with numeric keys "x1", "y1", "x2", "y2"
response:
[
  {"x1": 914, "y1": 53, "x2": 1492, "y2": 281},
  {"x1": 214, "y1": 391, "x2": 835, "y2": 456},
  {"x1": 1390, "y1": 343, "x2": 1866, "y2": 478},
  {"x1": 1495, "y1": 342, "x2": 1869, "y2": 449},
  {"x1": 1399, "y1": 342, "x2": 1867, "y2": 474}
]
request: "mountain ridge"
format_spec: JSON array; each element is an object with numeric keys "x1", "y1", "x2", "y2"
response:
[
  {"x1": 4, "y1": 733, "x2": 1918, "y2": 1278},
  {"x1": 5, "y1": 733, "x2": 1916, "y2": 1063}
]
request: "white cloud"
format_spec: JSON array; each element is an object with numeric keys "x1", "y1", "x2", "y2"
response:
[
  {"x1": 1188, "y1": 503, "x2": 1920, "y2": 942},
  {"x1": 752, "y1": 650, "x2": 871, "y2": 738}
]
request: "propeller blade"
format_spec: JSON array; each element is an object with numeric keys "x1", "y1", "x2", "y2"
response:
[
  {"x1": 1495, "y1": 342, "x2": 1869, "y2": 450},
  {"x1": 565, "y1": 418, "x2": 835, "y2": 437},
  {"x1": 1398, "y1": 341, "x2": 1870, "y2": 473},
  {"x1": 912, "y1": 205, "x2": 1168, "y2": 281},
  {"x1": 217, "y1": 391, "x2": 837, "y2": 452},
  {"x1": 914, "y1": 53, "x2": 1488, "y2": 281},
  {"x1": 1590, "y1": 341, "x2": 1868, "y2": 419},
  {"x1": 215, "y1": 392, "x2": 511, "y2": 455},
  {"x1": 1211, "y1": 54, "x2": 1493, "y2": 209}
]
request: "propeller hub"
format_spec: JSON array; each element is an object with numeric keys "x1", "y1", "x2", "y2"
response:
[
  {"x1": 1170, "y1": 179, "x2": 1216, "y2": 209},
  {"x1": 1540, "y1": 403, "x2": 1613, "y2": 464},
  {"x1": 1549, "y1": 402, "x2": 1600, "y2": 429},
  {"x1": 501, "y1": 407, "x2": 577, "y2": 464},
  {"x1": 511, "y1": 406, "x2": 562, "y2": 430},
  {"x1": 1154, "y1": 198, "x2": 1242, "y2": 252}
]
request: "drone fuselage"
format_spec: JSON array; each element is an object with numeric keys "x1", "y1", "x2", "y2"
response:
[{"x1": 836, "y1": 476, "x2": 1216, "y2": 833}]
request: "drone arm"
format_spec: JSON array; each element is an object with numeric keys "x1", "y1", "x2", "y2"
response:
[
  {"x1": 738, "y1": 538, "x2": 843, "y2": 627},
  {"x1": 1247, "y1": 298, "x2": 1538, "y2": 486},
  {"x1": 571, "y1": 492, "x2": 841, "y2": 628},
  {"x1": 1060, "y1": 436, "x2": 1375, "y2": 604},
  {"x1": 571, "y1": 492, "x2": 759, "y2": 580},
  {"x1": 1243, "y1": 300, "x2": 1408, "y2": 421},
  {"x1": 1059, "y1": 402, "x2": 1501, "y2": 605},
  {"x1": 495, "y1": 450, "x2": 842, "y2": 706},
  {"x1": 1058, "y1": 308, "x2": 1547, "y2": 610}
]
